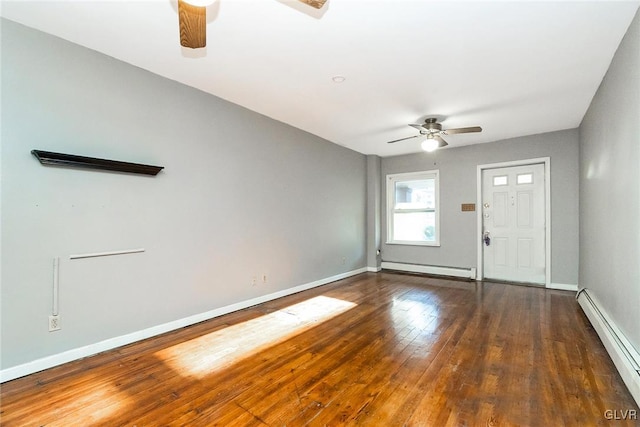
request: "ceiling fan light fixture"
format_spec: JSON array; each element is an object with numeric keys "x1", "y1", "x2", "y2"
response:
[
  {"x1": 421, "y1": 136, "x2": 439, "y2": 152},
  {"x1": 387, "y1": 117, "x2": 482, "y2": 148}
]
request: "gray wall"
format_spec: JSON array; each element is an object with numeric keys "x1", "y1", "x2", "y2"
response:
[
  {"x1": 579, "y1": 8, "x2": 640, "y2": 353},
  {"x1": 1, "y1": 20, "x2": 366, "y2": 369},
  {"x1": 381, "y1": 130, "x2": 580, "y2": 285},
  {"x1": 366, "y1": 155, "x2": 381, "y2": 269}
]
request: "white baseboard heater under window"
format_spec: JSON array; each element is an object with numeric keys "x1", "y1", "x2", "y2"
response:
[{"x1": 381, "y1": 262, "x2": 476, "y2": 280}]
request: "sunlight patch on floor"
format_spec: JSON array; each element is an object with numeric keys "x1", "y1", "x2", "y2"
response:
[
  {"x1": 156, "y1": 295, "x2": 357, "y2": 378},
  {"x1": 44, "y1": 383, "x2": 129, "y2": 426}
]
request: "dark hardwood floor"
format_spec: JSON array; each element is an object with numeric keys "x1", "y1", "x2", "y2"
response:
[{"x1": 1, "y1": 272, "x2": 638, "y2": 426}]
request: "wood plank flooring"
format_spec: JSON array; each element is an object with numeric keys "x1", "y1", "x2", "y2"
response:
[{"x1": 1, "y1": 272, "x2": 638, "y2": 426}]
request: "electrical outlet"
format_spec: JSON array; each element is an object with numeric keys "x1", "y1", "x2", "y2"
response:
[
  {"x1": 262, "y1": 273, "x2": 267, "y2": 284},
  {"x1": 251, "y1": 276, "x2": 257, "y2": 286},
  {"x1": 342, "y1": 257, "x2": 346, "y2": 265},
  {"x1": 49, "y1": 315, "x2": 61, "y2": 332}
]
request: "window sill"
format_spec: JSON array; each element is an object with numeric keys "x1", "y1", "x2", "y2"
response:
[{"x1": 386, "y1": 241, "x2": 441, "y2": 247}]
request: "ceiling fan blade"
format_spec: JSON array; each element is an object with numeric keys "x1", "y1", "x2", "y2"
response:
[
  {"x1": 408, "y1": 123, "x2": 424, "y2": 131},
  {"x1": 442, "y1": 126, "x2": 482, "y2": 135},
  {"x1": 387, "y1": 135, "x2": 422, "y2": 144},
  {"x1": 178, "y1": 0, "x2": 206, "y2": 49},
  {"x1": 297, "y1": 0, "x2": 328, "y2": 9},
  {"x1": 434, "y1": 135, "x2": 449, "y2": 148}
]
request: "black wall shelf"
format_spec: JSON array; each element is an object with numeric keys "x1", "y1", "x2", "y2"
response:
[{"x1": 31, "y1": 150, "x2": 164, "y2": 176}]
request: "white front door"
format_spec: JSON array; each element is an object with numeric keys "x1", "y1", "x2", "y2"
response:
[{"x1": 482, "y1": 163, "x2": 545, "y2": 284}]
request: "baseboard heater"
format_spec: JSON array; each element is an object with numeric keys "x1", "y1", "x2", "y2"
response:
[
  {"x1": 381, "y1": 262, "x2": 476, "y2": 280},
  {"x1": 577, "y1": 288, "x2": 640, "y2": 405}
]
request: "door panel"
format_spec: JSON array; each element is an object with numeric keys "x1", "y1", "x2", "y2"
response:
[
  {"x1": 493, "y1": 237, "x2": 508, "y2": 266},
  {"x1": 482, "y1": 163, "x2": 545, "y2": 284},
  {"x1": 517, "y1": 238, "x2": 533, "y2": 268},
  {"x1": 517, "y1": 191, "x2": 532, "y2": 228},
  {"x1": 493, "y1": 192, "x2": 508, "y2": 227}
]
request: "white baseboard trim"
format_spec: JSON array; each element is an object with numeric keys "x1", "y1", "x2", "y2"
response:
[
  {"x1": 0, "y1": 267, "x2": 367, "y2": 383},
  {"x1": 366, "y1": 266, "x2": 382, "y2": 272},
  {"x1": 381, "y1": 262, "x2": 475, "y2": 279},
  {"x1": 548, "y1": 283, "x2": 578, "y2": 292},
  {"x1": 577, "y1": 289, "x2": 640, "y2": 406}
]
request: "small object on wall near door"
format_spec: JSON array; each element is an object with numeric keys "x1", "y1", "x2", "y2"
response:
[
  {"x1": 461, "y1": 203, "x2": 476, "y2": 212},
  {"x1": 31, "y1": 150, "x2": 164, "y2": 176}
]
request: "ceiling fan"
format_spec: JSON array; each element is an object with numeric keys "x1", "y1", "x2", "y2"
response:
[
  {"x1": 387, "y1": 118, "x2": 482, "y2": 152},
  {"x1": 177, "y1": 0, "x2": 327, "y2": 49}
]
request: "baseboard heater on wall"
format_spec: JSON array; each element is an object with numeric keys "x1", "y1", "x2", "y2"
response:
[
  {"x1": 381, "y1": 262, "x2": 476, "y2": 280},
  {"x1": 577, "y1": 288, "x2": 640, "y2": 405}
]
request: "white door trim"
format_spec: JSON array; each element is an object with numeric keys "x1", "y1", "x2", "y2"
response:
[{"x1": 476, "y1": 157, "x2": 551, "y2": 287}]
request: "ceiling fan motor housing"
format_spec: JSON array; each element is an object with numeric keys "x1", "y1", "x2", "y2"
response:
[{"x1": 423, "y1": 118, "x2": 442, "y2": 133}]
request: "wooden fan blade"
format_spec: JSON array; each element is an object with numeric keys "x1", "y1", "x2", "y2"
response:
[
  {"x1": 297, "y1": 0, "x2": 327, "y2": 9},
  {"x1": 442, "y1": 126, "x2": 482, "y2": 135},
  {"x1": 434, "y1": 135, "x2": 449, "y2": 148},
  {"x1": 178, "y1": 0, "x2": 206, "y2": 49},
  {"x1": 387, "y1": 134, "x2": 422, "y2": 144}
]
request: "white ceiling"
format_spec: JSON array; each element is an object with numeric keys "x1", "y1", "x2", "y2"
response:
[{"x1": 2, "y1": 1, "x2": 639, "y2": 157}]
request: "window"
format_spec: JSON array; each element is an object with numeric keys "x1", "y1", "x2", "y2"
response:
[
  {"x1": 493, "y1": 175, "x2": 508, "y2": 186},
  {"x1": 386, "y1": 170, "x2": 440, "y2": 246},
  {"x1": 517, "y1": 173, "x2": 533, "y2": 184}
]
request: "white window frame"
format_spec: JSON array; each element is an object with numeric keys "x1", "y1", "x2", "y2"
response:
[{"x1": 386, "y1": 170, "x2": 440, "y2": 247}]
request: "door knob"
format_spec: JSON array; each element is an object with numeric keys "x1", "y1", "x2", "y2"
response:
[{"x1": 483, "y1": 231, "x2": 491, "y2": 246}]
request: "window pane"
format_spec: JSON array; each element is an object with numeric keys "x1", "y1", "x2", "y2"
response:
[
  {"x1": 395, "y1": 179, "x2": 435, "y2": 209},
  {"x1": 493, "y1": 176, "x2": 508, "y2": 186},
  {"x1": 517, "y1": 173, "x2": 533, "y2": 184},
  {"x1": 393, "y1": 211, "x2": 436, "y2": 242}
]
